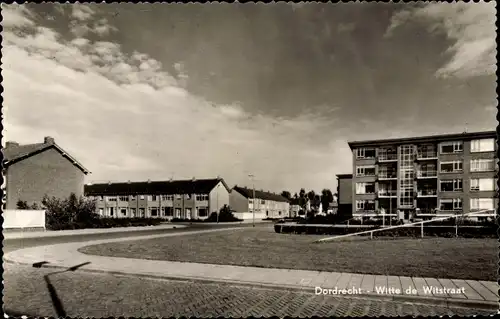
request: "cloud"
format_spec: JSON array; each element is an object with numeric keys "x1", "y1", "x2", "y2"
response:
[
  {"x1": 71, "y1": 4, "x2": 95, "y2": 21},
  {"x1": 385, "y1": 3, "x2": 496, "y2": 78},
  {"x1": 2, "y1": 4, "x2": 346, "y2": 193}
]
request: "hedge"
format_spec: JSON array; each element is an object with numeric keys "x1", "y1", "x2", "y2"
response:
[{"x1": 274, "y1": 223, "x2": 497, "y2": 238}]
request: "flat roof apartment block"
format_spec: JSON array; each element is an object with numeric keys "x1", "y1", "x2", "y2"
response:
[
  {"x1": 347, "y1": 131, "x2": 498, "y2": 220},
  {"x1": 84, "y1": 178, "x2": 230, "y2": 220}
]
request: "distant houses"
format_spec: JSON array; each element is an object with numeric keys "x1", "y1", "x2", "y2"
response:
[
  {"x1": 3, "y1": 136, "x2": 90, "y2": 209},
  {"x1": 230, "y1": 186, "x2": 290, "y2": 219}
]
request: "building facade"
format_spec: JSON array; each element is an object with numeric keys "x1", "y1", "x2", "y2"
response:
[
  {"x1": 3, "y1": 137, "x2": 90, "y2": 209},
  {"x1": 336, "y1": 174, "x2": 353, "y2": 219},
  {"x1": 348, "y1": 131, "x2": 497, "y2": 221},
  {"x1": 84, "y1": 178, "x2": 230, "y2": 220},
  {"x1": 230, "y1": 186, "x2": 290, "y2": 219}
]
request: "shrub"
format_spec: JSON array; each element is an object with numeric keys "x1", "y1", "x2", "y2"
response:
[
  {"x1": 16, "y1": 200, "x2": 40, "y2": 210},
  {"x1": 204, "y1": 205, "x2": 242, "y2": 222}
]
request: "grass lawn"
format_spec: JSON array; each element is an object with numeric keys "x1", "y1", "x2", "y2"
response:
[{"x1": 79, "y1": 226, "x2": 497, "y2": 281}]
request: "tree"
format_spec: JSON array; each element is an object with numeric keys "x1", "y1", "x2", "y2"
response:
[
  {"x1": 280, "y1": 191, "x2": 291, "y2": 200},
  {"x1": 307, "y1": 190, "x2": 316, "y2": 201},
  {"x1": 299, "y1": 188, "x2": 307, "y2": 208},
  {"x1": 293, "y1": 193, "x2": 298, "y2": 199},
  {"x1": 321, "y1": 189, "x2": 334, "y2": 213}
]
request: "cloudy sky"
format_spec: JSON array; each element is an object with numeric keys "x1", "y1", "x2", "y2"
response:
[{"x1": 2, "y1": 3, "x2": 497, "y2": 194}]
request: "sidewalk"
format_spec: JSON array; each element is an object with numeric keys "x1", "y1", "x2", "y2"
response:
[
  {"x1": 4, "y1": 229, "x2": 498, "y2": 311},
  {"x1": 3, "y1": 224, "x2": 186, "y2": 240}
]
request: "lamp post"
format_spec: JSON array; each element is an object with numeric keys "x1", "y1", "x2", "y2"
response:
[{"x1": 248, "y1": 174, "x2": 255, "y2": 227}]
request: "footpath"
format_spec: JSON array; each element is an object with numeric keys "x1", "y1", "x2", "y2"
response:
[
  {"x1": 4, "y1": 228, "x2": 498, "y2": 311},
  {"x1": 3, "y1": 224, "x2": 186, "y2": 240}
]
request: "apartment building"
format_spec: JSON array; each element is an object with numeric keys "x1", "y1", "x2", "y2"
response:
[
  {"x1": 84, "y1": 178, "x2": 230, "y2": 220},
  {"x1": 230, "y1": 186, "x2": 290, "y2": 219},
  {"x1": 348, "y1": 131, "x2": 497, "y2": 221}
]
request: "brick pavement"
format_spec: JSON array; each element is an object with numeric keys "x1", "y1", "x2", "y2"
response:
[
  {"x1": 3, "y1": 263, "x2": 494, "y2": 317},
  {"x1": 4, "y1": 228, "x2": 498, "y2": 311}
]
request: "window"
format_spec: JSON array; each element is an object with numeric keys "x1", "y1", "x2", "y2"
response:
[
  {"x1": 150, "y1": 207, "x2": 158, "y2": 217},
  {"x1": 140, "y1": 195, "x2": 145, "y2": 200},
  {"x1": 470, "y1": 178, "x2": 495, "y2": 191},
  {"x1": 107, "y1": 196, "x2": 117, "y2": 202},
  {"x1": 470, "y1": 159, "x2": 495, "y2": 172},
  {"x1": 440, "y1": 198, "x2": 462, "y2": 211},
  {"x1": 440, "y1": 161, "x2": 462, "y2": 173},
  {"x1": 175, "y1": 208, "x2": 181, "y2": 217},
  {"x1": 198, "y1": 208, "x2": 208, "y2": 217},
  {"x1": 440, "y1": 179, "x2": 462, "y2": 192},
  {"x1": 470, "y1": 198, "x2": 494, "y2": 211},
  {"x1": 356, "y1": 200, "x2": 375, "y2": 211},
  {"x1": 130, "y1": 195, "x2": 136, "y2": 200},
  {"x1": 261, "y1": 200, "x2": 265, "y2": 204},
  {"x1": 176, "y1": 195, "x2": 182, "y2": 200},
  {"x1": 196, "y1": 194, "x2": 209, "y2": 201},
  {"x1": 163, "y1": 207, "x2": 173, "y2": 217},
  {"x1": 130, "y1": 208, "x2": 136, "y2": 217},
  {"x1": 440, "y1": 141, "x2": 463, "y2": 154},
  {"x1": 471, "y1": 138, "x2": 495, "y2": 153},
  {"x1": 120, "y1": 208, "x2": 127, "y2": 216},
  {"x1": 161, "y1": 195, "x2": 173, "y2": 201},
  {"x1": 139, "y1": 208, "x2": 145, "y2": 217},
  {"x1": 98, "y1": 208, "x2": 104, "y2": 216},
  {"x1": 356, "y1": 148, "x2": 376, "y2": 159},
  {"x1": 355, "y1": 182, "x2": 375, "y2": 194},
  {"x1": 278, "y1": 211, "x2": 282, "y2": 216},
  {"x1": 108, "y1": 207, "x2": 114, "y2": 216},
  {"x1": 186, "y1": 194, "x2": 192, "y2": 200},
  {"x1": 149, "y1": 195, "x2": 158, "y2": 201},
  {"x1": 356, "y1": 165, "x2": 376, "y2": 177},
  {"x1": 99, "y1": 196, "x2": 103, "y2": 201},
  {"x1": 119, "y1": 196, "x2": 129, "y2": 202}
]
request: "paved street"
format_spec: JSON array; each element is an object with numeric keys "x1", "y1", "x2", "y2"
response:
[{"x1": 3, "y1": 263, "x2": 494, "y2": 317}]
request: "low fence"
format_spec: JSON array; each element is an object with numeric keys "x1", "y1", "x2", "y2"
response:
[
  {"x1": 314, "y1": 209, "x2": 496, "y2": 242},
  {"x1": 3, "y1": 209, "x2": 46, "y2": 230}
]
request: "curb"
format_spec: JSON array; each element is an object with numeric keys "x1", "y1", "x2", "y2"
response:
[{"x1": 5, "y1": 258, "x2": 497, "y2": 312}]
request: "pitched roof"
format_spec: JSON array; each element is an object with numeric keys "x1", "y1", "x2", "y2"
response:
[
  {"x1": 84, "y1": 178, "x2": 229, "y2": 196},
  {"x1": 3, "y1": 141, "x2": 90, "y2": 174},
  {"x1": 232, "y1": 186, "x2": 289, "y2": 203}
]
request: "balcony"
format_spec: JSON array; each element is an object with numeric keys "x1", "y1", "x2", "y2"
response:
[
  {"x1": 377, "y1": 154, "x2": 398, "y2": 162},
  {"x1": 417, "y1": 189, "x2": 437, "y2": 197},
  {"x1": 416, "y1": 151, "x2": 438, "y2": 160},
  {"x1": 416, "y1": 170, "x2": 437, "y2": 178},
  {"x1": 377, "y1": 190, "x2": 397, "y2": 197},
  {"x1": 378, "y1": 174, "x2": 397, "y2": 180}
]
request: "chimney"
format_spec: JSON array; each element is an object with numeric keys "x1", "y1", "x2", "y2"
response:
[
  {"x1": 192, "y1": 177, "x2": 196, "y2": 181},
  {"x1": 5, "y1": 141, "x2": 19, "y2": 148},
  {"x1": 147, "y1": 179, "x2": 151, "y2": 183},
  {"x1": 44, "y1": 136, "x2": 55, "y2": 144},
  {"x1": 127, "y1": 180, "x2": 131, "y2": 184}
]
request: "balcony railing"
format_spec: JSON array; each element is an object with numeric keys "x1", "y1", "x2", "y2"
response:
[
  {"x1": 378, "y1": 154, "x2": 398, "y2": 161},
  {"x1": 378, "y1": 174, "x2": 397, "y2": 179},
  {"x1": 416, "y1": 151, "x2": 438, "y2": 159},
  {"x1": 416, "y1": 170, "x2": 437, "y2": 178},
  {"x1": 378, "y1": 190, "x2": 397, "y2": 197},
  {"x1": 417, "y1": 189, "x2": 437, "y2": 196}
]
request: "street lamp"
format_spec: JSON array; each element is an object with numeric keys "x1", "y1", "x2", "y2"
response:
[{"x1": 248, "y1": 174, "x2": 255, "y2": 227}]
